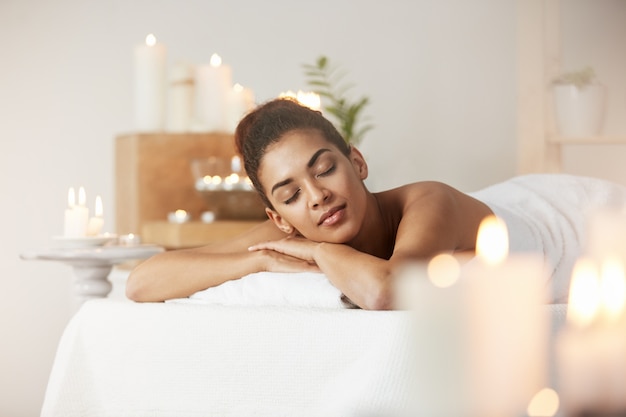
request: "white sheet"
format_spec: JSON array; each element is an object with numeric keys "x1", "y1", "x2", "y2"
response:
[
  {"x1": 41, "y1": 300, "x2": 412, "y2": 417},
  {"x1": 41, "y1": 299, "x2": 567, "y2": 417},
  {"x1": 169, "y1": 271, "x2": 355, "y2": 309},
  {"x1": 470, "y1": 174, "x2": 626, "y2": 303}
]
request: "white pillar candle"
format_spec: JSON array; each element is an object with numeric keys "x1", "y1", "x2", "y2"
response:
[
  {"x1": 394, "y1": 216, "x2": 549, "y2": 417},
  {"x1": 64, "y1": 187, "x2": 89, "y2": 237},
  {"x1": 166, "y1": 62, "x2": 194, "y2": 132},
  {"x1": 87, "y1": 195, "x2": 104, "y2": 236},
  {"x1": 193, "y1": 53, "x2": 232, "y2": 132},
  {"x1": 134, "y1": 33, "x2": 166, "y2": 132},
  {"x1": 226, "y1": 83, "x2": 255, "y2": 132},
  {"x1": 461, "y1": 215, "x2": 549, "y2": 417}
]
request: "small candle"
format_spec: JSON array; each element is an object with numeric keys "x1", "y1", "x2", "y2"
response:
[
  {"x1": 119, "y1": 233, "x2": 142, "y2": 246},
  {"x1": 168, "y1": 209, "x2": 191, "y2": 223},
  {"x1": 87, "y1": 195, "x2": 104, "y2": 236},
  {"x1": 134, "y1": 33, "x2": 166, "y2": 131},
  {"x1": 230, "y1": 155, "x2": 242, "y2": 173},
  {"x1": 64, "y1": 186, "x2": 89, "y2": 237},
  {"x1": 193, "y1": 53, "x2": 232, "y2": 132}
]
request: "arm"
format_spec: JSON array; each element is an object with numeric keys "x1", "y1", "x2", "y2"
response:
[
  {"x1": 249, "y1": 182, "x2": 492, "y2": 310},
  {"x1": 125, "y1": 221, "x2": 319, "y2": 302}
]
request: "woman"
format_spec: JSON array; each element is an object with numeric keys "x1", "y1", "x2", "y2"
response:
[{"x1": 126, "y1": 98, "x2": 493, "y2": 309}]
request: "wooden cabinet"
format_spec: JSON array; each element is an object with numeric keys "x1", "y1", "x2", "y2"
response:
[{"x1": 115, "y1": 132, "x2": 237, "y2": 235}]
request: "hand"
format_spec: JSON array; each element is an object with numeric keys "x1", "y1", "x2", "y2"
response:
[
  {"x1": 249, "y1": 235, "x2": 320, "y2": 264},
  {"x1": 254, "y1": 248, "x2": 321, "y2": 274}
]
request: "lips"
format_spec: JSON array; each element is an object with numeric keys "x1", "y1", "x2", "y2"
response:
[{"x1": 318, "y1": 204, "x2": 346, "y2": 226}]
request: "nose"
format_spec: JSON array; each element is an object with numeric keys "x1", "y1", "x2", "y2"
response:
[{"x1": 305, "y1": 181, "x2": 329, "y2": 208}]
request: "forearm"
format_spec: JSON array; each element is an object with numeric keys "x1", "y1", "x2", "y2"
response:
[
  {"x1": 126, "y1": 249, "x2": 265, "y2": 302},
  {"x1": 314, "y1": 243, "x2": 394, "y2": 310}
]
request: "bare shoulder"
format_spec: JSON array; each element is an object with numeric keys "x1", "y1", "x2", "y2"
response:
[{"x1": 377, "y1": 181, "x2": 493, "y2": 257}]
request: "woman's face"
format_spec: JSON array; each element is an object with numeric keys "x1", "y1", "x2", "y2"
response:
[{"x1": 258, "y1": 129, "x2": 369, "y2": 243}]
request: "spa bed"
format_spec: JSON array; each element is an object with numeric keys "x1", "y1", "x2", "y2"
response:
[{"x1": 40, "y1": 273, "x2": 567, "y2": 417}]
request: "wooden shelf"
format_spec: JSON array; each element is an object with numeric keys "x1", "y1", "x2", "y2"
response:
[
  {"x1": 548, "y1": 135, "x2": 626, "y2": 145},
  {"x1": 142, "y1": 220, "x2": 264, "y2": 249}
]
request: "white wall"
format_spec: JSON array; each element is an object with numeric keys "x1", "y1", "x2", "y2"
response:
[{"x1": 0, "y1": 0, "x2": 517, "y2": 415}]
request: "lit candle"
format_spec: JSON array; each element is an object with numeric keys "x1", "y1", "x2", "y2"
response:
[
  {"x1": 167, "y1": 209, "x2": 191, "y2": 224},
  {"x1": 134, "y1": 33, "x2": 166, "y2": 132},
  {"x1": 87, "y1": 195, "x2": 104, "y2": 236},
  {"x1": 193, "y1": 53, "x2": 233, "y2": 132},
  {"x1": 119, "y1": 233, "x2": 142, "y2": 246},
  {"x1": 296, "y1": 90, "x2": 321, "y2": 110},
  {"x1": 63, "y1": 186, "x2": 89, "y2": 237},
  {"x1": 462, "y1": 215, "x2": 549, "y2": 417},
  {"x1": 226, "y1": 83, "x2": 255, "y2": 132},
  {"x1": 556, "y1": 257, "x2": 626, "y2": 415},
  {"x1": 394, "y1": 217, "x2": 548, "y2": 417}
]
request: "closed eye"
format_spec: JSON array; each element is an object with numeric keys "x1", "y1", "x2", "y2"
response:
[
  {"x1": 317, "y1": 164, "x2": 336, "y2": 177},
  {"x1": 284, "y1": 189, "x2": 300, "y2": 205}
]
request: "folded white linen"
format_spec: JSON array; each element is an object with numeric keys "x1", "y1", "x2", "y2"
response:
[
  {"x1": 470, "y1": 174, "x2": 626, "y2": 303},
  {"x1": 168, "y1": 271, "x2": 356, "y2": 309}
]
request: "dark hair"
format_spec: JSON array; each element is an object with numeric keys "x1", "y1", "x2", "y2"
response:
[{"x1": 235, "y1": 98, "x2": 350, "y2": 209}]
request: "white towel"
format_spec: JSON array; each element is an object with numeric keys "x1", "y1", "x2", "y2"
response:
[
  {"x1": 168, "y1": 271, "x2": 355, "y2": 309},
  {"x1": 470, "y1": 174, "x2": 626, "y2": 303}
]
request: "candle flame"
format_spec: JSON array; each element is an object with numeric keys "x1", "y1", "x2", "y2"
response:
[
  {"x1": 475, "y1": 215, "x2": 509, "y2": 265},
  {"x1": 600, "y1": 257, "x2": 626, "y2": 322},
  {"x1": 67, "y1": 187, "x2": 76, "y2": 207},
  {"x1": 78, "y1": 186, "x2": 86, "y2": 206},
  {"x1": 95, "y1": 195, "x2": 103, "y2": 217},
  {"x1": 296, "y1": 91, "x2": 321, "y2": 111},
  {"x1": 427, "y1": 253, "x2": 461, "y2": 288},
  {"x1": 527, "y1": 387, "x2": 560, "y2": 417},
  {"x1": 567, "y1": 258, "x2": 601, "y2": 327},
  {"x1": 278, "y1": 90, "x2": 321, "y2": 111},
  {"x1": 145, "y1": 33, "x2": 157, "y2": 46},
  {"x1": 210, "y1": 53, "x2": 222, "y2": 67}
]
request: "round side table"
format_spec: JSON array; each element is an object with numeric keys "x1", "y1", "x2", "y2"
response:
[{"x1": 21, "y1": 244, "x2": 164, "y2": 304}]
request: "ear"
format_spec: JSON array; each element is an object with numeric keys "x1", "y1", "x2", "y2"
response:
[
  {"x1": 349, "y1": 146, "x2": 368, "y2": 180},
  {"x1": 265, "y1": 208, "x2": 295, "y2": 235}
]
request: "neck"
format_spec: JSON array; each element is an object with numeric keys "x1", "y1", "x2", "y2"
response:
[{"x1": 349, "y1": 192, "x2": 395, "y2": 259}]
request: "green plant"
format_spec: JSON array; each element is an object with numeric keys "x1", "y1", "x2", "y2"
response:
[
  {"x1": 302, "y1": 56, "x2": 373, "y2": 145},
  {"x1": 552, "y1": 66, "x2": 597, "y2": 89}
]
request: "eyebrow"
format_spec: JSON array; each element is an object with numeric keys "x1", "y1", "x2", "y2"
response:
[{"x1": 270, "y1": 148, "x2": 331, "y2": 195}]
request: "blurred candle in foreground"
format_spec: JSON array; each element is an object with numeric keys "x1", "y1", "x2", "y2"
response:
[
  {"x1": 463, "y1": 215, "x2": 549, "y2": 417},
  {"x1": 557, "y1": 257, "x2": 626, "y2": 415},
  {"x1": 394, "y1": 215, "x2": 548, "y2": 417},
  {"x1": 134, "y1": 33, "x2": 166, "y2": 131}
]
